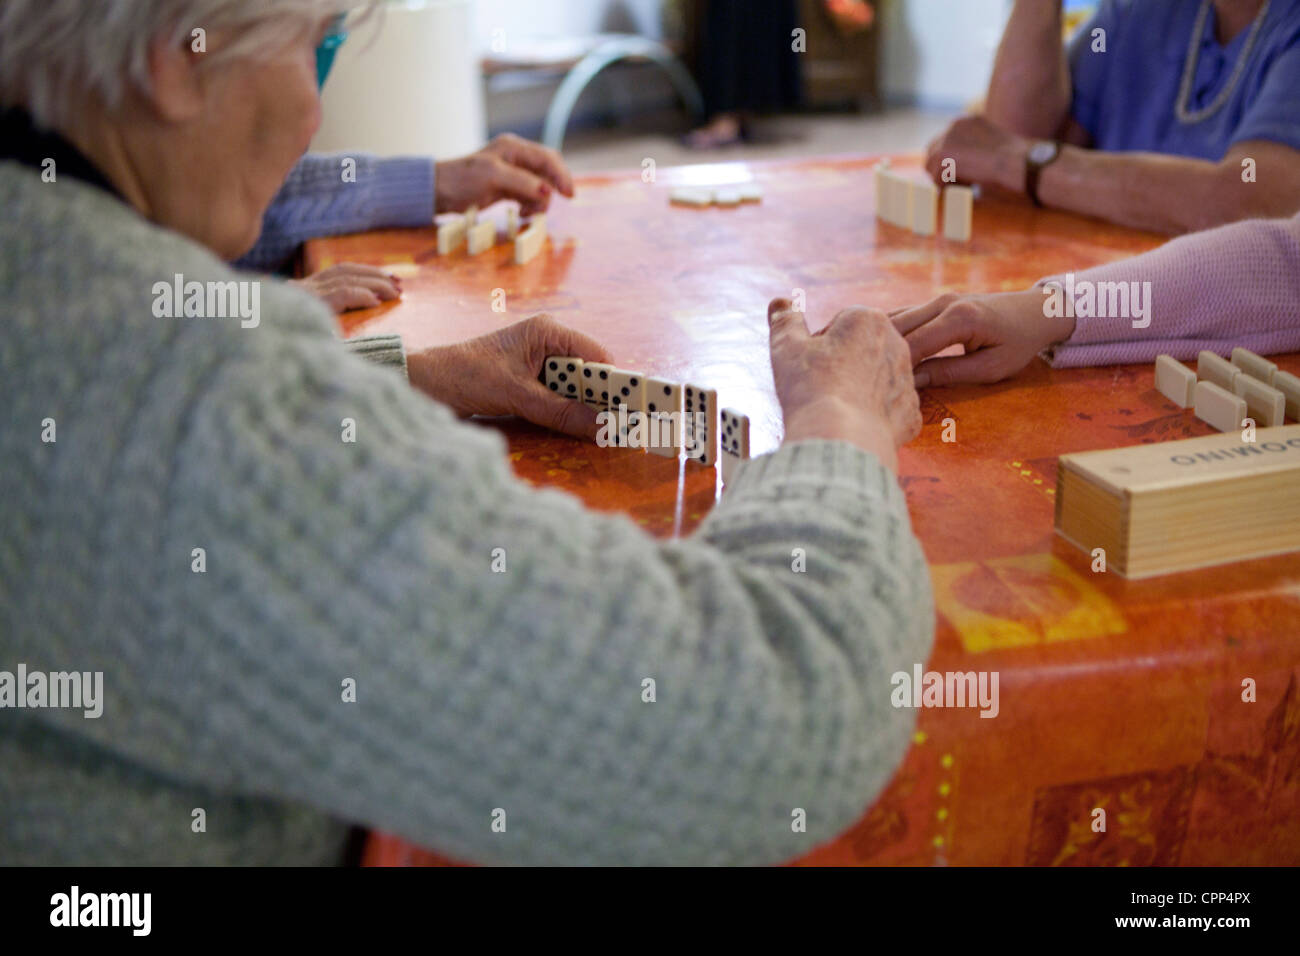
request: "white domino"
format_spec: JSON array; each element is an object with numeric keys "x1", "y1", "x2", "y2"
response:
[
  {"x1": 1233, "y1": 374, "x2": 1286, "y2": 427},
  {"x1": 579, "y1": 361, "x2": 614, "y2": 411},
  {"x1": 683, "y1": 383, "x2": 718, "y2": 466},
  {"x1": 1231, "y1": 346, "x2": 1277, "y2": 385},
  {"x1": 436, "y1": 219, "x2": 467, "y2": 255},
  {"x1": 513, "y1": 222, "x2": 546, "y2": 265},
  {"x1": 645, "y1": 377, "x2": 684, "y2": 458},
  {"x1": 467, "y1": 219, "x2": 495, "y2": 255},
  {"x1": 1273, "y1": 370, "x2": 1300, "y2": 421},
  {"x1": 670, "y1": 187, "x2": 713, "y2": 207},
  {"x1": 736, "y1": 182, "x2": 763, "y2": 202},
  {"x1": 506, "y1": 206, "x2": 520, "y2": 240},
  {"x1": 879, "y1": 171, "x2": 913, "y2": 228},
  {"x1": 464, "y1": 205, "x2": 478, "y2": 227},
  {"x1": 542, "y1": 356, "x2": 584, "y2": 401},
  {"x1": 719, "y1": 408, "x2": 750, "y2": 484},
  {"x1": 1154, "y1": 355, "x2": 1197, "y2": 408},
  {"x1": 1194, "y1": 380, "x2": 1248, "y2": 433},
  {"x1": 912, "y1": 181, "x2": 938, "y2": 237},
  {"x1": 714, "y1": 187, "x2": 741, "y2": 206},
  {"x1": 873, "y1": 163, "x2": 889, "y2": 222},
  {"x1": 894, "y1": 175, "x2": 915, "y2": 228},
  {"x1": 1197, "y1": 350, "x2": 1239, "y2": 391},
  {"x1": 607, "y1": 368, "x2": 647, "y2": 449},
  {"x1": 942, "y1": 186, "x2": 973, "y2": 242}
]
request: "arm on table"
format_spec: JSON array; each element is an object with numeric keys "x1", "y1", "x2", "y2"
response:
[
  {"x1": 89, "y1": 295, "x2": 933, "y2": 866},
  {"x1": 1037, "y1": 140, "x2": 1300, "y2": 235},
  {"x1": 895, "y1": 212, "x2": 1300, "y2": 383},
  {"x1": 928, "y1": 119, "x2": 1300, "y2": 235},
  {"x1": 235, "y1": 153, "x2": 435, "y2": 273},
  {"x1": 1043, "y1": 210, "x2": 1300, "y2": 366}
]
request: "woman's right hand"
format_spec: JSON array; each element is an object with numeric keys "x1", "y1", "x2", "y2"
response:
[{"x1": 768, "y1": 298, "x2": 921, "y2": 472}]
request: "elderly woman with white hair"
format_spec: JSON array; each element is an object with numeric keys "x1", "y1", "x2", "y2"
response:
[{"x1": 0, "y1": 0, "x2": 931, "y2": 866}]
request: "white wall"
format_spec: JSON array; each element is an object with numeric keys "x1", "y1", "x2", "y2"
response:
[
  {"x1": 473, "y1": 0, "x2": 1015, "y2": 137},
  {"x1": 880, "y1": 0, "x2": 1011, "y2": 110},
  {"x1": 473, "y1": 0, "x2": 676, "y2": 136},
  {"x1": 473, "y1": 0, "x2": 664, "y2": 48},
  {"x1": 314, "y1": 0, "x2": 486, "y2": 156}
]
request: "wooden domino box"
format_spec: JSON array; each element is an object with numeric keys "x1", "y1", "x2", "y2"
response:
[{"x1": 1055, "y1": 424, "x2": 1300, "y2": 578}]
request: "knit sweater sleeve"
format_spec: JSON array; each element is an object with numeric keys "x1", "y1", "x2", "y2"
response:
[
  {"x1": 344, "y1": 333, "x2": 407, "y2": 377},
  {"x1": 1041, "y1": 211, "x2": 1300, "y2": 367},
  {"x1": 234, "y1": 153, "x2": 435, "y2": 273},
  {"x1": 68, "y1": 289, "x2": 932, "y2": 866}
]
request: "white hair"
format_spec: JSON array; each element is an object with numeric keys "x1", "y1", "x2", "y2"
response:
[{"x1": 0, "y1": 0, "x2": 374, "y2": 128}]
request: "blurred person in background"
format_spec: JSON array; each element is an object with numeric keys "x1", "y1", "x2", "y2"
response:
[
  {"x1": 684, "y1": 0, "x2": 804, "y2": 148},
  {"x1": 925, "y1": 0, "x2": 1300, "y2": 233}
]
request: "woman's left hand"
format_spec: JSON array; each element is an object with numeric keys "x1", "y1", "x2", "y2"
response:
[
  {"x1": 408, "y1": 315, "x2": 613, "y2": 440},
  {"x1": 290, "y1": 263, "x2": 402, "y2": 313},
  {"x1": 435, "y1": 134, "x2": 575, "y2": 216}
]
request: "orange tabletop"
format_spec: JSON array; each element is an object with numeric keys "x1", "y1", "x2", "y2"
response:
[{"x1": 305, "y1": 155, "x2": 1300, "y2": 867}]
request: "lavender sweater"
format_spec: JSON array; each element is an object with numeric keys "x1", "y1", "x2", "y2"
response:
[{"x1": 1044, "y1": 211, "x2": 1300, "y2": 367}]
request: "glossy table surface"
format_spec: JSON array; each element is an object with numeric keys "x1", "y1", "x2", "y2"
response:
[{"x1": 306, "y1": 155, "x2": 1300, "y2": 866}]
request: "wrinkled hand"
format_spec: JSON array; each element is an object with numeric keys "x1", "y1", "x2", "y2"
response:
[
  {"x1": 768, "y1": 298, "x2": 921, "y2": 471},
  {"x1": 407, "y1": 315, "x2": 613, "y2": 440},
  {"x1": 924, "y1": 114, "x2": 1028, "y2": 193},
  {"x1": 891, "y1": 289, "x2": 1075, "y2": 387},
  {"x1": 290, "y1": 263, "x2": 402, "y2": 313},
  {"x1": 435, "y1": 134, "x2": 575, "y2": 216}
]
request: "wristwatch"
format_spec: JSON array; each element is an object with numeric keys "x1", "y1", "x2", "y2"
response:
[{"x1": 1025, "y1": 140, "x2": 1062, "y2": 207}]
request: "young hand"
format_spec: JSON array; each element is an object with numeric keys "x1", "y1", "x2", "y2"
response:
[{"x1": 891, "y1": 289, "x2": 1075, "y2": 387}]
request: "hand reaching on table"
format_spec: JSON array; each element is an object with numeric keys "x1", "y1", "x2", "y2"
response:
[
  {"x1": 406, "y1": 315, "x2": 613, "y2": 441},
  {"x1": 435, "y1": 134, "x2": 575, "y2": 217},
  {"x1": 290, "y1": 263, "x2": 403, "y2": 314},
  {"x1": 891, "y1": 290, "x2": 1076, "y2": 387},
  {"x1": 769, "y1": 298, "x2": 921, "y2": 473}
]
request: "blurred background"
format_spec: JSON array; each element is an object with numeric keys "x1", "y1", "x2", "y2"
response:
[{"x1": 313, "y1": 0, "x2": 1098, "y2": 172}]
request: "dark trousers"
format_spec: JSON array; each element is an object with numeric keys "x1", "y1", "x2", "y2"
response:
[{"x1": 697, "y1": 0, "x2": 803, "y2": 116}]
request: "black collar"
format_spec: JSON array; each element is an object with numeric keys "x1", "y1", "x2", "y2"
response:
[{"x1": 0, "y1": 108, "x2": 124, "y2": 201}]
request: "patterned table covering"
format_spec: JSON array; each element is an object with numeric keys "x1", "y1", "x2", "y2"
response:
[{"x1": 305, "y1": 154, "x2": 1300, "y2": 866}]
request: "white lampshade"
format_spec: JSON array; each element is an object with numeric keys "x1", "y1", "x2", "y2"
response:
[{"x1": 312, "y1": 0, "x2": 486, "y2": 158}]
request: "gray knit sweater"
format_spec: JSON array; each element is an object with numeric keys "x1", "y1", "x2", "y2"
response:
[{"x1": 0, "y1": 162, "x2": 933, "y2": 866}]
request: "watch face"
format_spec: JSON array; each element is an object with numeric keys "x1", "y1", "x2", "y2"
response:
[{"x1": 1029, "y1": 142, "x2": 1058, "y2": 164}]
